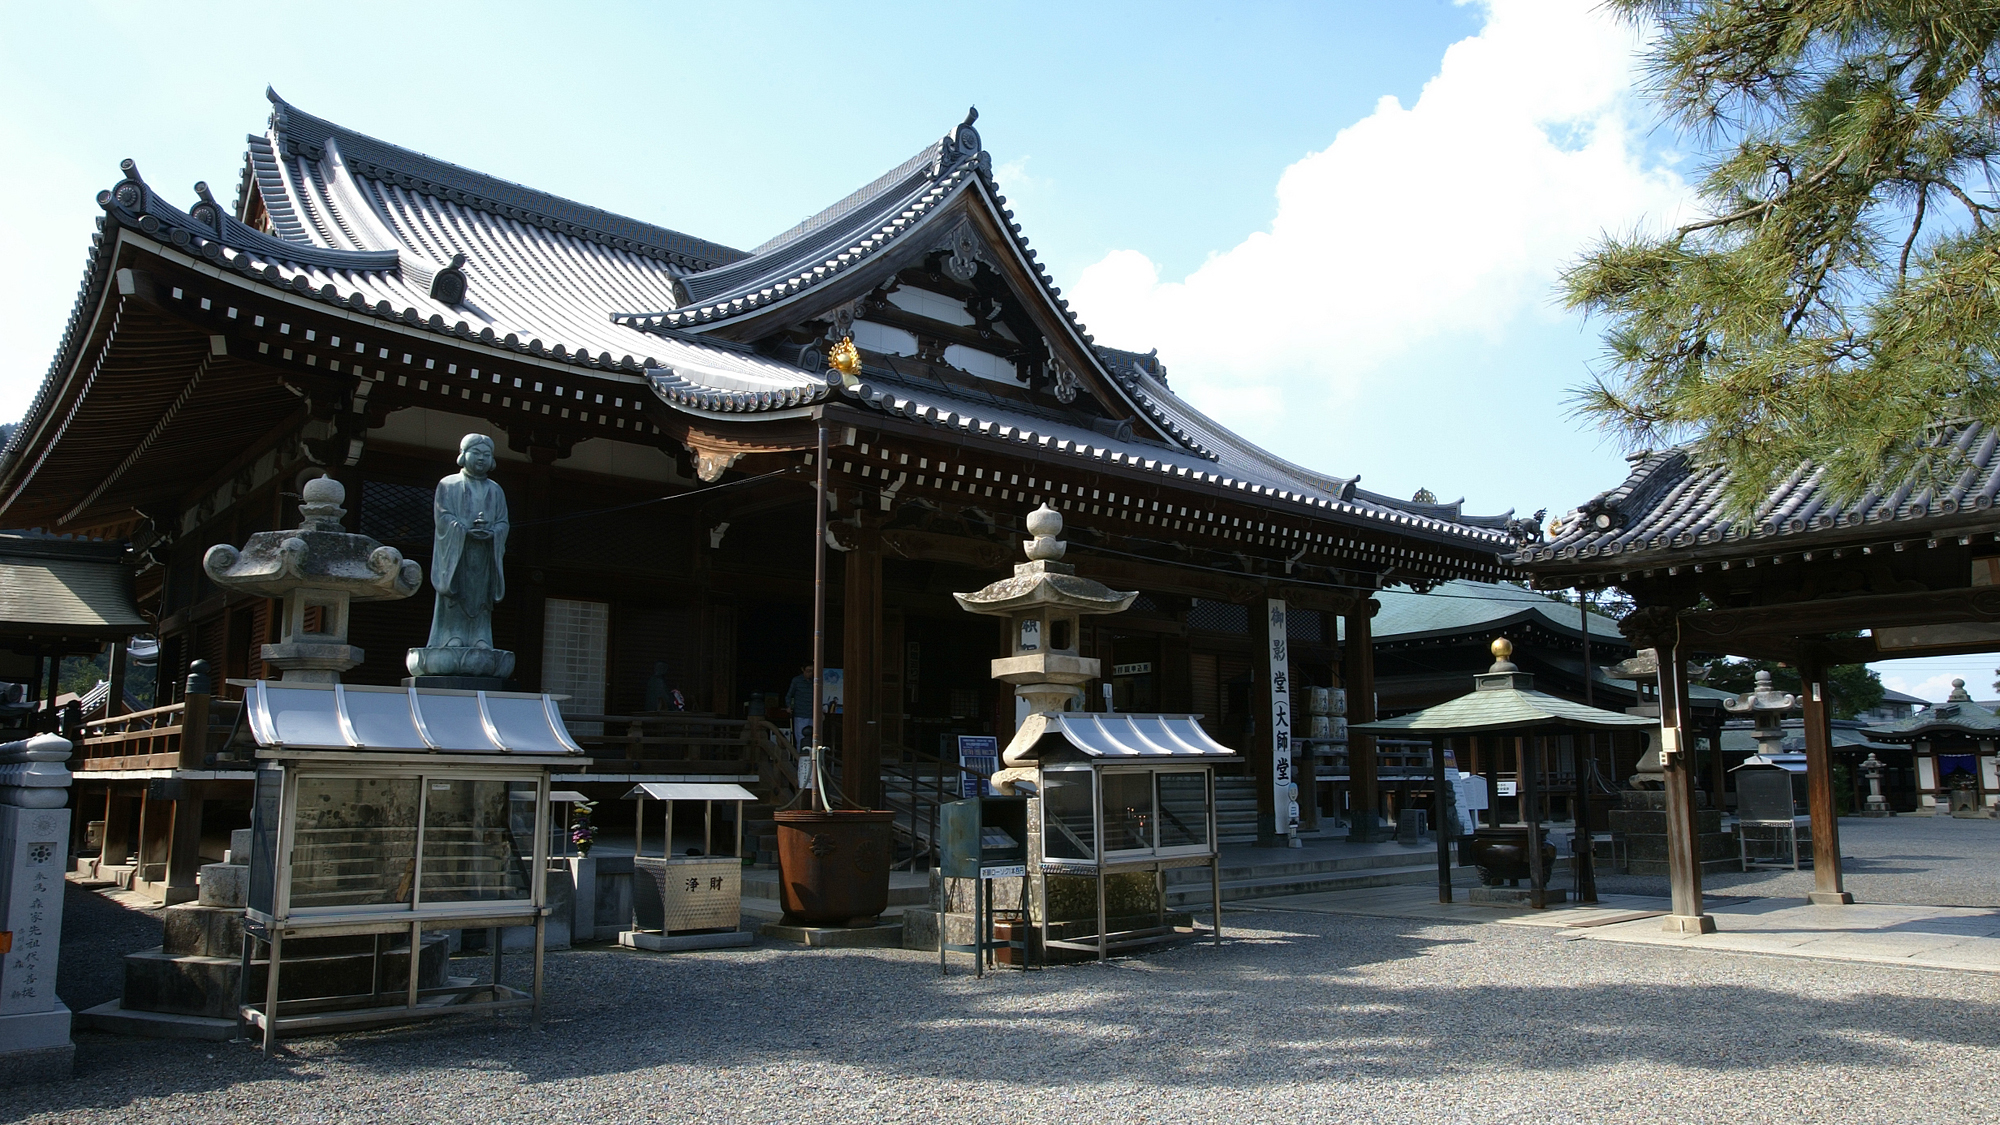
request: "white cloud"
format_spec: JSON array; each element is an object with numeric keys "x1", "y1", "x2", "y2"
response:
[
  {"x1": 1070, "y1": 0, "x2": 1691, "y2": 440},
  {"x1": 1872, "y1": 657, "x2": 2000, "y2": 705}
]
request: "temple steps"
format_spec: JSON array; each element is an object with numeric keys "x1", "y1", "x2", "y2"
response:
[{"x1": 1161, "y1": 848, "x2": 1452, "y2": 908}]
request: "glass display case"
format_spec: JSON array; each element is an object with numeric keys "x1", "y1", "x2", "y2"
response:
[
  {"x1": 1016, "y1": 713, "x2": 1238, "y2": 961},
  {"x1": 235, "y1": 681, "x2": 585, "y2": 1051}
]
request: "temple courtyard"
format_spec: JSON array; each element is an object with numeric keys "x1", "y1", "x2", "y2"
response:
[{"x1": 5, "y1": 817, "x2": 1992, "y2": 1124}]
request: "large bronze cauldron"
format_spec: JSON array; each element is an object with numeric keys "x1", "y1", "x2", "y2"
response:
[
  {"x1": 1466, "y1": 826, "x2": 1555, "y2": 887},
  {"x1": 773, "y1": 809, "x2": 895, "y2": 925}
]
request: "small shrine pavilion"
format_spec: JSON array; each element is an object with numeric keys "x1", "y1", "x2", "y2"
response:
[
  {"x1": 1520, "y1": 436, "x2": 2000, "y2": 929},
  {"x1": 1867, "y1": 679, "x2": 2000, "y2": 817}
]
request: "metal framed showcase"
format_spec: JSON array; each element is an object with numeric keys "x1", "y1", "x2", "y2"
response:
[
  {"x1": 235, "y1": 681, "x2": 586, "y2": 1052},
  {"x1": 1024, "y1": 714, "x2": 1238, "y2": 961}
]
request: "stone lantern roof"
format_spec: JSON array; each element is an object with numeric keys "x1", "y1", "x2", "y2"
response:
[{"x1": 952, "y1": 504, "x2": 1136, "y2": 617}]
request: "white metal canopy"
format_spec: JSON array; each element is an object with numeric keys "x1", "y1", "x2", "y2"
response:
[
  {"x1": 622, "y1": 782, "x2": 759, "y2": 801},
  {"x1": 238, "y1": 680, "x2": 585, "y2": 755},
  {"x1": 1038, "y1": 713, "x2": 1239, "y2": 758}
]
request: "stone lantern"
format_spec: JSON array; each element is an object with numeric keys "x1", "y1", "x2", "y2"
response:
[
  {"x1": 954, "y1": 504, "x2": 1135, "y2": 791},
  {"x1": 202, "y1": 475, "x2": 422, "y2": 682},
  {"x1": 1859, "y1": 752, "x2": 1892, "y2": 816},
  {"x1": 1725, "y1": 669, "x2": 1800, "y2": 763}
]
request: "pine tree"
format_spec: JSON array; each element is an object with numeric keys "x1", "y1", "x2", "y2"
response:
[{"x1": 1565, "y1": 1, "x2": 2000, "y2": 511}]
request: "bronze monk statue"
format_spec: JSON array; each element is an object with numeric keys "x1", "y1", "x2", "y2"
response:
[{"x1": 406, "y1": 433, "x2": 517, "y2": 682}]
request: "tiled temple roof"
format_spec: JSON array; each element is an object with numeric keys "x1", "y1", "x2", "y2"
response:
[
  {"x1": 1519, "y1": 424, "x2": 2000, "y2": 571},
  {"x1": 4, "y1": 92, "x2": 1522, "y2": 556}
]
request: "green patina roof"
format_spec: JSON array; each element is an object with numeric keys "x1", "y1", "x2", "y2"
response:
[
  {"x1": 1351, "y1": 668, "x2": 1663, "y2": 735},
  {"x1": 1866, "y1": 682, "x2": 2000, "y2": 740}
]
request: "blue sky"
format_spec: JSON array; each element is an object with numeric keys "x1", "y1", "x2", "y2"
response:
[{"x1": 0, "y1": 0, "x2": 1980, "y2": 701}]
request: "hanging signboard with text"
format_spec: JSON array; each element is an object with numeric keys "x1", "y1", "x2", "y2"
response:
[{"x1": 1268, "y1": 598, "x2": 1296, "y2": 838}]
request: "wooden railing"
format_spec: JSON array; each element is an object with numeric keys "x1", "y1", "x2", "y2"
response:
[
  {"x1": 558, "y1": 713, "x2": 773, "y2": 775},
  {"x1": 75, "y1": 694, "x2": 241, "y2": 772}
]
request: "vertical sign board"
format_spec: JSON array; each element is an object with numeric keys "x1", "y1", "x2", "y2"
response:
[
  {"x1": 1268, "y1": 599, "x2": 1295, "y2": 837},
  {"x1": 958, "y1": 735, "x2": 999, "y2": 799}
]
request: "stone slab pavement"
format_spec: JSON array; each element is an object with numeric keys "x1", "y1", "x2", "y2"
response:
[{"x1": 1245, "y1": 882, "x2": 2000, "y2": 974}]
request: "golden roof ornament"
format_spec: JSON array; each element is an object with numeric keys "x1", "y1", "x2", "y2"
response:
[{"x1": 827, "y1": 336, "x2": 861, "y2": 379}]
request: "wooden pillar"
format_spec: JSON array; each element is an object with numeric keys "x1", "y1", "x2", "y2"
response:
[
  {"x1": 1520, "y1": 735, "x2": 1546, "y2": 909},
  {"x1": 138, "y1": 793, "x2": 173, "y2": 888},
  {"x1": 1343, "y1": 599, "x2": 1382, "y2": 841},
  {"x1": 1431, "y1": 736, "x2": 1453, "y2": 903},
  {"x1": 841, "y1": 517, "x2": 883, "y2": 809},
  {"x1": 106, "y1": 640, "x2": 127, "y2": 718},
  {"x1": 101, "y1": 786, "x2": 135, "y2": 869},
  {"x1": 163, "y1": 785, "x2": 206, "y2": 906},
  {"x1": 1651, "y1": 617, "x2": 1715, "y2": 933},
  {"x1": 1249, "y1": 589, "x2": 1280, "y2": 846},
  {"x1": 1797, "y1": 647, "x2": 1853, "y2": 905}
]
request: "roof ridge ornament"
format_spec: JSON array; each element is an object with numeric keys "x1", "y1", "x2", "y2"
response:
[
  {"x1": 190, "y1": 181, "x2": 224, "y2": 232},
  {"x1": 935, "y1": 106, "x2": 982, "y2": 174},
  {"x1": 429, "y1": 252, "x2": 468, "y2": 305}
]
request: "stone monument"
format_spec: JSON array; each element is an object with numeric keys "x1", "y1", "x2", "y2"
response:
[
  {"x1": 406, "y1": 433, "x2": 517, "y2": 687},
  {"x1": 203, "y1": 474, "x2": 422, "y2": 680},
  {"x1": 1602, "y1": 650, "x2": 1736, "y2": 876},
  {"x1": 0, "y1": 733, "x2": 75, "y2": 1084}
]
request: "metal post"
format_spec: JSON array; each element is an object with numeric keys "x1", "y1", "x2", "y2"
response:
[
  {"x1": 234, "y1": 932, "x2": 253, "y2": 1043},
  {"x1": 406, "y1": 920, "x2": 421, "y2": 1011},
  {"x1": 261, "y1": 929, "x2": 283, "y2": 1055},
  {"x1": 810, "y1": 419, "x2": 831, "y2": 812},
  {"x1": 489, "y1": 926, "x2": 502, "y2": 1002},
  {"x1": 1431, "y1": 736, "x2": 1452, "y2": 904},
  {"x1": 532, "y1": 913, "x2": 546, "y2": 1027},
  {"x1": 1095, "y1": 772, "x2": 1107, "y2": 962}
]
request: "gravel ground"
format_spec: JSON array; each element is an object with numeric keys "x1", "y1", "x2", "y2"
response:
[
  {"x1": 15, "y1": 890, "x2": 2000, "y2": 1124},
  {"x1": 1590, "y1": 813, "x2": 2000, "y2": 906},
  {"x1": 54, "y1": 881, "x2": 162, "y2": 1012}
]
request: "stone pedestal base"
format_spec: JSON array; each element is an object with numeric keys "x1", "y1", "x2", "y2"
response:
[
  {"x1": 0, "y1": 1007, "x2": 72, "y2": 1086},
  {"x1": 402, "y1": 676, "x2": 508, "y2": 691},
  {"x1": 619, "y1": 929, "x2": 753, "y2": 952},
  {"x1": 1467, "y1": 886, "x2": 1567, "y2": 908},
  {"x1": 1807, "y1": 890, "x2": 1855, "y2": 905},
  {"x1": 1662, "y1": 913, "x2": 1718, "y2": 934},
  {"x1": 1607, "y1": 789, "x2": 1737, "y2": 875},
  {"x1": 758, "y1": 920, "x2": 903, "y2": 948}
]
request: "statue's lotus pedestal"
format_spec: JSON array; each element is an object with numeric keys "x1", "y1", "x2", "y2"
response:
[{"x1": 404, "y1": 645, "x2": 517, "y2": 691}]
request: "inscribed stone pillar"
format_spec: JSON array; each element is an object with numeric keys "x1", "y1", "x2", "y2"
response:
[
  {"x1": 841, "y1": 519, "x2": 884, "y2": 809},
  {"x1": 1343, "y1": 599, "x2": 1382, "y2": 842},
  {"x1": 0, "y1": 734, "x2": 76, "y2": 1085},
  {"x1": 1798, "y1": 648, "x2": 1853, "y2": 905}
]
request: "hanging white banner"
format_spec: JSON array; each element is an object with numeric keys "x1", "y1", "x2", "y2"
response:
[{"x1": 1268, "y1": 598, "x2": 1295, "y2": 837}]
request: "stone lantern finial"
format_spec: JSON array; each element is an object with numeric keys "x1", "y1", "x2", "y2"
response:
[{"x1": 1023, "y1": 503, "x2": 1066, "y2": 561}]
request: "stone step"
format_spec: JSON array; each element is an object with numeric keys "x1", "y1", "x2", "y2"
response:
[
  {"x1": 1164, "y1": 862, "x2": 1458, "y2": 908},
  {"x1": 1163, "y1": 848, "x2": 1446, "y2": 885},
  {"x1": 121, "y1": 936, "x2": 451, "y2": 1021}
]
